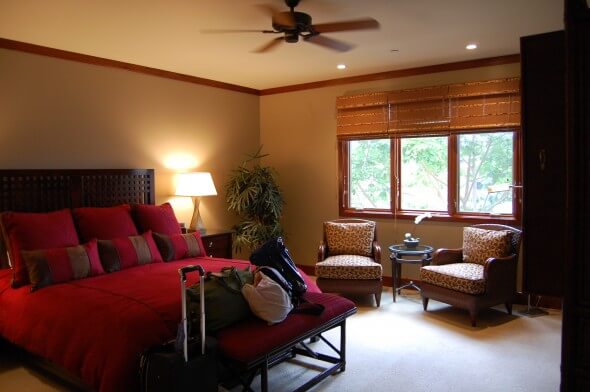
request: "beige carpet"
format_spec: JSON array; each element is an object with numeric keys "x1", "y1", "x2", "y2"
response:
[{"x1": 0, "y1": 288, "x2": 562, "y2": 392}]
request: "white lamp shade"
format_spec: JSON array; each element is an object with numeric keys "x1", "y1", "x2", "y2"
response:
[{"x1": 175, "y1": 172, "x2": 218, "y2": 197}]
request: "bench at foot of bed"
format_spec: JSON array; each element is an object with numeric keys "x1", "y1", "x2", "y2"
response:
[{"x1": 215, "y1": 292, "x2": 357, "y2": 392}]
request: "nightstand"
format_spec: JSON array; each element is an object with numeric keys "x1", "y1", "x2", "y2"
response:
[{"x1": 200, "y1": 230, "x2": 233, "y2": 258}]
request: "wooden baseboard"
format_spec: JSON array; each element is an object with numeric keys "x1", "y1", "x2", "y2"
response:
[{"x1": 298, "y1": 264, "x2": 562, "y2": 309}]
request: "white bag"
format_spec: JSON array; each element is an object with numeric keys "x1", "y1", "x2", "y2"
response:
[{"x1": 242, "y1": 271, "x2": 293, "y2": 325}]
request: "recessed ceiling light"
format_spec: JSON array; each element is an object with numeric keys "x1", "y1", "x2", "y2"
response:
[
  {"x1": 466, "y1": 43, "x2": 478, "y2": 50},
  {"x1": 337, "y1": 64, "x2": 346, "y2": 70}
]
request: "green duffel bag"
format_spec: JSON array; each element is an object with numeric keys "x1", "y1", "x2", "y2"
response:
[{"x1": 186, "y1": 266, "x2": 253, "y2": 335}]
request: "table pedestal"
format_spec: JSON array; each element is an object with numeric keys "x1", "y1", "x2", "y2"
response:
[{"x1": 388, "y1": 245, "x2": 433, "y2": 302}]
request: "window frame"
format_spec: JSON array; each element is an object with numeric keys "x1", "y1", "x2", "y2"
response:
[{"x1": 339, "y1": 128, "x2": 522, "y2": 224}]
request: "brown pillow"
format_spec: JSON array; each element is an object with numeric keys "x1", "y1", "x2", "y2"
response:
[
  {"x1": 324, "y1": 221, "x2": 376, "y2": 256},
  {"x1": 462, "y1": 227, "x2": 512, "y2": 265}
]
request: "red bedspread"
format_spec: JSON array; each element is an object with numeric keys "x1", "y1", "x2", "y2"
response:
[{"x1": 0, "y1": 259, "x2": 320, "y2": 391}]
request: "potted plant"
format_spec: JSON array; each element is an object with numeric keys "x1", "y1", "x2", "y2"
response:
[
  {"x1": 403, "y1": 212, "x2": 432, "y2": 248},
  {"x1": 225, "y1": 146, "x2": 284, "y2": 253}
]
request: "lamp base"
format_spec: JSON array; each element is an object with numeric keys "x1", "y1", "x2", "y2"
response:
[
  {"x1": 189, "y1": 196, "x2": 207, "y2": 235},
  {"x1": 518, "y1": 307, "x2": 549, "y2": 317},
  {"x1": 517, "y1": 294, "x2": 549, "y2": 317},
  {"x1": 187, "y1": 227, "x2": 208, "y2": 235}
]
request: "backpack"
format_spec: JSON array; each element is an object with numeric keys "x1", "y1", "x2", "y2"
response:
[{"x1": 249, "y1": 237, "x2": 307, "y2": 305}]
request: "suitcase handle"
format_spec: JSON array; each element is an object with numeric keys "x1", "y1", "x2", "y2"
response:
[
  {"x1": 179, "y1": 265, "x2": 205, "y2": 281},
  {"x1": 178, "y1": 265, "x2": 206, "y2": 362}
]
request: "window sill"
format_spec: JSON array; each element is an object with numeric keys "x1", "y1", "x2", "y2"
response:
[{"x1": 340, "y1": 208, "x2": 519, "y2": 225}]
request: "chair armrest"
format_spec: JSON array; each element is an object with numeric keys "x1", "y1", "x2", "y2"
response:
[
  {"x1": 483, "y1": 254, "x2": 518, "y2": 295},
  {"x1": 431, "y1": 248, "x2": 463, "y2": 265},
  {"x1": 372, "y1": 241, "x2": 382, "y2": 264},
  {"x1": 318, "y1": 241, "x2": 327, "y2": 262}
]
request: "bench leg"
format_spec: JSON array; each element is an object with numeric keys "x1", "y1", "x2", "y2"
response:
[
  {"x1": 260, "y1": 358, "x2": 269, "y2": 392},
  {"x1": 340, "y1": 319, "x2": 347, "y2": 372}
]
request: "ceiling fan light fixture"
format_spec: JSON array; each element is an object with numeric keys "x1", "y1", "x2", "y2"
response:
[
  {"x1": 466, "y1": 43, "x2": 478, "y2": 50},
  {"x1": 285, "y1": 31, "x2": 299, "y2": 43},
  {"x1": 337, "y1": 64, "x2": 346, "y2": 70}
]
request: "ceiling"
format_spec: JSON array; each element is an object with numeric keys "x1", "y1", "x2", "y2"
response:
[{"x1": 0, "y1": 0, "x2": 564, "y2": 91}]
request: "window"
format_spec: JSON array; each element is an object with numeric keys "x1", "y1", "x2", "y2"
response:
[
  {"x1": 458, "y1": 132, "x2": 514, "y2": 214},
  {"x1": 400, "y1": 137, "x2": 448, "y2": 211},
  {"x1": 349, "y1": 139, "x2": 391, "y2": 209},
  {"x1": 341, "y1": 130, "x2": 520, "y2": 222},
  {"x1": 337, "y1": 77, "x2": 521, "y2": 222}
]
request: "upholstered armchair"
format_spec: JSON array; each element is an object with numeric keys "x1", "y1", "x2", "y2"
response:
[
  {"x1": 420, "y1": 224, "x2": 522, "y2": 327},
  {"x1": 315, "y1": 219, "x2": 383, "y2": 307}
]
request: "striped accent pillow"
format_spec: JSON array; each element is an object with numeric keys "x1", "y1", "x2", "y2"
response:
[
  {"x1": 98, "y1": 231, "x2": 163, "y2": 272},
  {"x1": 22, "y1": 239, "x2": 104, "y2": 291},
  {"x1": 153, "y1": 232, "x2": 206, "y2": 261}
]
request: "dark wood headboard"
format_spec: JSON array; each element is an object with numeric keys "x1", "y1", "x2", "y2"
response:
[{"x1": 0, "y1": 169, "x2": 155, "y2": 268}]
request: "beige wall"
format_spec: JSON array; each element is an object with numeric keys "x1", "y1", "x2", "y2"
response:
[
  {"x1": 259, "y1": 63, "x2": 521, "y2": 282},
  {"x1": 0, "y1": 48, "x2": 260, "y2": 236},
  {"x1": 0, "y1": 47, "x2": 521, "y2": 282}
]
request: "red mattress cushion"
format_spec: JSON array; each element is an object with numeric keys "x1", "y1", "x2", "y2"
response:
[
  {"x1": 73, "y1": 204, "x2": 138, "y2": 242},
  {"x1": 216, "y1": 292, "x2": 356, "y2": 363},
  {"x1": 23, "y1": 239, "x2": 104, "y2": 291},
  {"x1": 133, "y1": 203, "x2": 182, "y2": 236},
  {"x1": 98, "y1": 231, "x2": 163, "y2": 272},
  {"x1": 0, "y1": 209, "x2": 80, "y2": 287},
  {"x1": 153, "y1": 231, "x2": 206, "y2": 261}
]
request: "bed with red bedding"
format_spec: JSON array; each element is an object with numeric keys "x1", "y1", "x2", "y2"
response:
[
  {"x1": 0, "y1": 169, "x2": 355, "y2": 392},
  {"x1": 0, "y1": 258, "x2": 255, "y2": 390}
]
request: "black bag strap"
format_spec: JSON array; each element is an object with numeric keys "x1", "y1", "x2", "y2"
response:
[
  {"x1": 255, "y1": 266, "x2": 293, "y2": 295},
  {"x1": 290, "y1": 298, "x2": 325, "y2": 315},
  {"x1": 255, "y1": 266, "x2": 324, "y2": 316},
  {"x1": 250, "y1": 237, "x2": 307, "y2": 295}
]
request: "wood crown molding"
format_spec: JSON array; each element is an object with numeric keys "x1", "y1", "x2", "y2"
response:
[
  {"x1": 0, "y1": 38, "x2": 260, "y2": 96},
  {"x1": 1, "y1": 37, "x2": 519, "y2": 96},
  {"x1": 260, "y1": 54, "x2": 521, "y2": 95}
]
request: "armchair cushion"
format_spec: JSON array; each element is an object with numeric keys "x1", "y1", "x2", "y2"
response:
[
  {"x1": 315, "y1": 255, "x2": 382, "y2": 280},
  {"x1": 324, "y1": 221, "x2": 375, "y2": 256},
  {"x1": 420, "y1": 263, "x2": 485, "y2": 295},
  {"x1": 462, "y1": 227, "x2": 512, "y2": 265}
]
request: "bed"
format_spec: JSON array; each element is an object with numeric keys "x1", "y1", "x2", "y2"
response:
[{"x1": 0, "y1": 169, "x2": 353, "y2": 392}]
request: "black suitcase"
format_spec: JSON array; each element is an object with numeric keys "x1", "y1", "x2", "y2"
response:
[{"x1": 140, "y1": 265, "x2": 218, "y2": 392}]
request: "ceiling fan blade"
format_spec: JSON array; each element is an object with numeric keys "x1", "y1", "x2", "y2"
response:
[
  {"x1": 312, "y1": 18, "x2": 380, "y2": 33},
  {"x1": 201, "y1": 29, "x2": 276, "y2": 34},
  {"x1": 252, "y1": 37, "x2": 284, "y2": 53},
  {"x1": 257, "y1": 4, "x2": 296, "y2": 28},
  {"x1": 306, "y1": 35, "x2": 354, "y2": 52}
]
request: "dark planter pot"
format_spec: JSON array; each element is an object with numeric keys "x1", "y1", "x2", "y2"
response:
[{"x1": 403, "y1": 239, "x2": 420, "y2": 249}]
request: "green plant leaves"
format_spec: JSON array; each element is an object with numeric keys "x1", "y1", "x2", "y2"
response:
[{"x1": 225, "y1": 148, "x2": 284, "y2": 253}]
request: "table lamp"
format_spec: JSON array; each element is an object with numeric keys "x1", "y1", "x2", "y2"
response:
[{"x1": 175, "y1": 172, "x2": 217, "y2": 234}]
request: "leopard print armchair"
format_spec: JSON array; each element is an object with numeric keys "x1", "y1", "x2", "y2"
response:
[
  {"x1": 315, "y1": 219, "x2": 383, "y2": 307},
  {"x1": 419, "y1": 224, "x2": 522, "y2": 327}
]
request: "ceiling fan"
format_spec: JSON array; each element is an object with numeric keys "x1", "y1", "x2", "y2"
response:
[{"x1": 203, "y1": 0, "x2": 380, "y2": 53}]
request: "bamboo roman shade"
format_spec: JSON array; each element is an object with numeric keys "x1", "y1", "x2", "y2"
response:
[
  {"x1": 336, "y1": 78, "x2": 520, "y2": 138},
  {"x1": 335, "y1": 92, "x2": 389, "y2": 136}
]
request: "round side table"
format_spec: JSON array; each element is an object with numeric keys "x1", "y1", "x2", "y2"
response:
[{"x1": 388, "y1": 244, "x2": 434, "y2": 302}]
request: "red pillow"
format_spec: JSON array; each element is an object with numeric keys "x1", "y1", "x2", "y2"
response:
[
  {"x1": 73, "y1": 204, "x2": 138, "y2": 242},
  {"x1": 98, "y1": 231, "x2": 163, "y2": 272},
  {"x1": 0, "y1": 209, "x2": 80, "y2": 287},
  {"x1": 23, "y1": 240, "x2": 104, "y2": 291},
  {"x1": 133, "y1": 203, "x2": 182, "y2": 235},
  {"x1": 153, "y1": 231, "x2": 206, "y2": 261}
]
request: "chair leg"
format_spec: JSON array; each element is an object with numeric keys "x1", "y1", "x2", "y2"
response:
[
  {"x1": 374, "y1": 291, "x2": 382, "y2": 307},
  {"x1": 422, "y1": 297, "x2": 429, "y2": 311},
  {"x1": 469, "y1": 310, "x2": 478, "y2": 327},
  {"x1": 505, "y1": 302, "x2": 513, "y2": 315}
]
